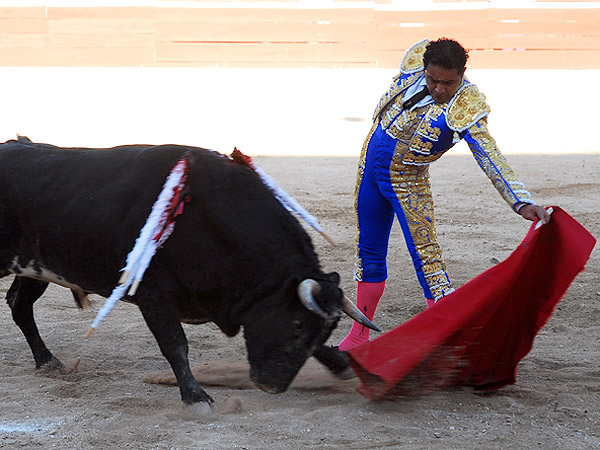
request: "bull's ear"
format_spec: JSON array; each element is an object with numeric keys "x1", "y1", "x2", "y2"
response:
[{"x1": 326, "y1": 272, "x2": 340, "y2": 286}]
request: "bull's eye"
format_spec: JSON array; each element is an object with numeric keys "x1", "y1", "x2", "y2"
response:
[{"x1": 292, "y1": 319, "x2": 303, "y2": 337}]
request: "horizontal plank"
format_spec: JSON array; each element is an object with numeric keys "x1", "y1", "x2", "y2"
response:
[
  {"x1": 0, "y1": 18, "x2": 48, "y2": 33},
  {"x1": 489, "y1": 8, "x2": 600, "y2": 23},
  {"x1": 468, "y1": 48, "x2": 600, "y2": 70},
  {"x1": 155, "y1": 21, "x2": 375, "y2": 43},
  {"x1": 0, "y1": 6, "x2": 45, "y2": 19},
  {"x1": 489, "y1": 22, "x2": 600, "y2": 37},
  {"x1": 377, "y1": 48, "x2": 600, "y2": 70},
  {"x1": 1, "y1": 45, "x2": 597, "y2": 70},
  {"x1": 153, "y1": 60, "x2": 374, "y2": 69},
  {"x1": 45, "y1": 7, "x2": 155, "y2": 20},
  {"x1": 47, "y1": 18, "x2": 154, "y2": 34},
  {"x1": 155, "y1": 41, "x2": 376, "y2": 64},
  {"x1": 488, "y1": 35, "x2": 600, "y2": 50},
  {"x1": 375, "y1": 9, "x2": 488, "y2": 24},
  {"x1": 47, "y1": 33, "x2": 154, "y2": 49},
  {"x1": 156, "y1": 7, "x2": 373, "y2": 23},
  {"x1": 0, "y1": 47, "x2": 155, "y2": 66},
  {"x1": 1, "y1": 5, "x2": 599, "y2": 69},
  {"x1": 376, "y1": 27, "x2": 490, "y2": 51},
  {"x1": 0, "y1": 33, "x2": 46, "y2": 48}
]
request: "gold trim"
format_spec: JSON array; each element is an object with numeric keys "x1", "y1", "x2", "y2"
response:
[
  {"x1": 400, "y1": 39, "x2": 429, "y2": 74},
  {"x1": 446, "y1": 84, "x2": 490, "y2": 132}
]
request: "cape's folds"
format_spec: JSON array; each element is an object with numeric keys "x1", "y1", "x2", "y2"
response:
[{"x1": 348, "y1": 207, "x2": 596, "y2": 400}]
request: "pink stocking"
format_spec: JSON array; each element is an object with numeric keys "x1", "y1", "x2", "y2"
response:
[{"x1": 338, "y1": 281, "x2": 385, "y2": 351}]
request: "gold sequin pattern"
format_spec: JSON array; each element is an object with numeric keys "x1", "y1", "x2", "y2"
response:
[
  {"x1": 400, "y1": 39, "x2": 429, "y2": 74},
  {"x1": 372, "y1": 72, "x2": 421, "y2": 122},
  {"x1": 408, "y1": 137, "x2": 434, "y2": 155},
  {"x1": 381, "y1": 107, "x2": 419, "y2": 138},
  {"x1": 417, "y1": 116, "x2": 442, "y2": 141},
  {"x1": 415, "y1": 104, "x2": 444, "y2": 143},
  {"x1": 388, "y1": 158, "x2": 453, "y2": 300},
  {"x1": 383, "y1": 104, "x2": 448, "y2": 165},
  {"x1": 447, "y1": 85, "x2": 490, "y2": 132}
]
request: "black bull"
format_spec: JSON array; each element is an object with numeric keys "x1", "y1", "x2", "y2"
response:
[{"x1": 0, "y1": 138, "x2": 376, "y2": 410}]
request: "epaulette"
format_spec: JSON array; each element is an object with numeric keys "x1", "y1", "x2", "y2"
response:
[
  {"x1": 400, "y1": 39, "x2": 429, "y2": 74},
  {"x1": 446, "y1": 84, "x2": 490, "y2": 132}
]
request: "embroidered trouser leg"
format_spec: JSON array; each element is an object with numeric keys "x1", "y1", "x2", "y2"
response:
[{"x1": 354, "y1": 128, "x2": 454, "y2": 301}]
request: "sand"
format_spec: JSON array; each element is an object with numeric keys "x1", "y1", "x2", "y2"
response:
[{"x1": 0, "y1": 151, "x2": 598, "y2": 449}]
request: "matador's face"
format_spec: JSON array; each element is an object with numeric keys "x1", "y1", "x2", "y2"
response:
[{"x1": 424, "y1": 65, "x2": 464, "y2": 104}]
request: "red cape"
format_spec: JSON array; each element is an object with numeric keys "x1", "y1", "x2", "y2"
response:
[{"x1": 348, "y1": 207, "x2": 596, "y2": 400}]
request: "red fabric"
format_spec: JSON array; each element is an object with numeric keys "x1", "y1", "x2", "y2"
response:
[
  {"x1": 231, "y1": 147, "x2": 256, "y2": 170},
  {"x1": 348, "y1": 207, "x2": 596, "y2": 400}
]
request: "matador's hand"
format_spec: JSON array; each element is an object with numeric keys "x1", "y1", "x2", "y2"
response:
[{"x1": 519, "y1": 204, "x2": 551, "y2": 225}]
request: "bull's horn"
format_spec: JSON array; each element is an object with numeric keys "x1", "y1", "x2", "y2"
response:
[
  {"x1": 342, "y1": 295, "x2": 382, "y2": 332},
  {"x1": 297, "y1": 279, "x2": 329, "y2": 319}
]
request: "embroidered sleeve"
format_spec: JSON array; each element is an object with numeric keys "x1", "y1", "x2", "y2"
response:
[{"x1": 463, "y1": 118, "x2": 534, "y2": 211}]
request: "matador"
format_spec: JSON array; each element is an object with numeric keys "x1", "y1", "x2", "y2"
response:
[{"x1": 339, "y1": 38, "x2": 550, "y2": 351}]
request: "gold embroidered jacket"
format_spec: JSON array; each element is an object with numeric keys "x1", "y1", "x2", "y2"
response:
[{"x1": 372, "y1": 39, "x2": 533, "y2": 210}]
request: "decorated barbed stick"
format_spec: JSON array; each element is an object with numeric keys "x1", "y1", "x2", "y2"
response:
[
  {"x1": 85, "y1": 154, "x2": 190, "y2": 338},
  {"x1": 230, "y1": 148, "x2": 337, "y2": 246}
]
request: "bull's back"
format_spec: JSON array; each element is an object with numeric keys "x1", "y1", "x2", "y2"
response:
[
  {"x1": 1, "y1": 141, "x2": 187, "y2": 204},
  {"x1": 0, "y1": 139, "x2": 318, "y2": 300},
  {"x1": 0, "y1": 140, "x2": 222, "y2": 289}
]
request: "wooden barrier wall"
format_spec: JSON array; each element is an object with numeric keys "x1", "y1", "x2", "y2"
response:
[{"x1": 0, "y1": 3, "x2": 599, "y2": 69}]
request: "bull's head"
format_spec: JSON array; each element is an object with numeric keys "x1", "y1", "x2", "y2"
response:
[
  {"x1": 242, "y1": 273, "x2": 378, "y2": 394},
  {"x1": 296, "y1": 279, "x2": 380, "y2": 332}
]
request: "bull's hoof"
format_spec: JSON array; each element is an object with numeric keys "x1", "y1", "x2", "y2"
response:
[
  {"x1": 36, "y1": 357, "x2": 80, "y2": 376},
  {"x1": 182, "y1": 400, "x2": 218, "y2": 417},
  {"x1": 35, "y1": 357, "x2": 65, "y2": 375},
  {"x1": 181, "y1": 385, "x2": 217, "y2": 413},
  {"x1": 333, "y1": 365, "x2": 357, "y2": 380},
  {"x1": 313, "y1": 345, "x2": 356, "y2": 379},
  {"x1": 253, "y1": 381, "x2": 286, "y2": 394}
]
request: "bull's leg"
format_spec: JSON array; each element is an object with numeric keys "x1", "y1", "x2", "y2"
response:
[
  {"x1": 313, "y1": 345, "x2": 356, "y2": 380},
  {"x1": 138, "y1": 296, "x2": 216, "y2": 410},
  {"x1": 6, "y1": 277, "x2": 61, "y2": 369}
]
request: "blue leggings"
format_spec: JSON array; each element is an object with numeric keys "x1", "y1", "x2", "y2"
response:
[{"x1": 354, "y1": 125, "x2": 453, "y2": 301}]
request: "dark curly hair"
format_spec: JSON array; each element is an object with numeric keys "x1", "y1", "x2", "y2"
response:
[{"x1": 423, "y1": 38, "x2": 468, "y2": 74}]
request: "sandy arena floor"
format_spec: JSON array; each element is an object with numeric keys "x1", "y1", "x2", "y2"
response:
[{"x1": 0, "y1": 65, "x2": 599, "y2": 448}]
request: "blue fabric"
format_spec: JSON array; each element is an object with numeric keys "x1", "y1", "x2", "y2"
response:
[{"x1": 356, "y1": 125, "x2": 435, "y2": 299}]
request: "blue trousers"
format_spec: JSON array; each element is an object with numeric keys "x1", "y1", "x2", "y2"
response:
[{"x1": 354, "y1": 124, "x2": 454, "y2": 301}]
